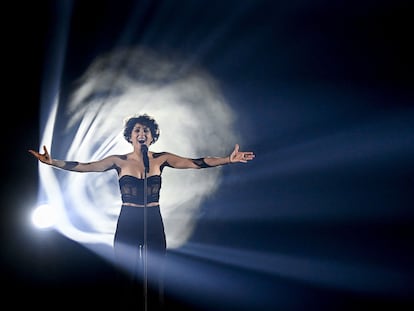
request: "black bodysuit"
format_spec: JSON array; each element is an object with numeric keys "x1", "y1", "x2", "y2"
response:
[{"x1": 113, "y1": 174, "x2": 166, "y2": 282}]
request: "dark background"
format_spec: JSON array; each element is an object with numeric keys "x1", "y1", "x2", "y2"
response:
[{"x1": 2, "y1": 0, "x2": 413, "y2": 310}]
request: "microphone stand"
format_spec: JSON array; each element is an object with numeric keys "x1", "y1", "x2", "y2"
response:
[{"x1": 141, "y1": 144, "x2": 149, "y2": 311}]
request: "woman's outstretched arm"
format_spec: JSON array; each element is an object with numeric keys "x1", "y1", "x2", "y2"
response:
[
  {"x1": 28, "y1": 145, "x2": 117, "y2": 172},
  {"x1": 163, "y1": 144, "x2": 255, "y2": 169}
]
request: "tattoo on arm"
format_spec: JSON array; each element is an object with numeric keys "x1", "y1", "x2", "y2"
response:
[
  {"x1": 152, "y1": 152, "x2": 167, "y2": 158},
  {"x1": 63, "y1": 161, "x2": 79, "y2": 170},
  {"x1": 192, "y1": 158, "x2": 212, "y2": 168}
]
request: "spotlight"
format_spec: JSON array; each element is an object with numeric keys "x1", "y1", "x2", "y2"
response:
[{"x1": 31, "y1": 203, "x2": 57, "y2": 229}]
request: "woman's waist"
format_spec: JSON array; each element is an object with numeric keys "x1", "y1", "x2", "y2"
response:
[
  {"x1": 121, "y1": 193, "x2": 159, "y2": 205},
  {"x1": 122, "y1": 202, "x2": 160, "y2": 208}
]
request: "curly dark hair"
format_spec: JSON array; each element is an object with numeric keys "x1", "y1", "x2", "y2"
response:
[{"x1": 123, "y1": 113, "x2": 160, "y2": 144}]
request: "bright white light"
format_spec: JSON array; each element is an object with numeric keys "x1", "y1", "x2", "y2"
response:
[
  {"x1": 39, "y1": 46, "x2": 238, "y2": 249},
  {"x1": 31, "y1": 204, "x2": 57, "y2": 229}
]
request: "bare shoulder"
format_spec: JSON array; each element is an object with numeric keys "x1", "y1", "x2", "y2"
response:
[
  {"x1": 111, "y1": 154, "x2": 129, "y2": 160},
  {"x1": 103, "y1": 154, "x2": 128, "y2": 160}
]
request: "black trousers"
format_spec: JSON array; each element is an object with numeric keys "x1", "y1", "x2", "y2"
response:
[{"x1": 113, "y1": 205, "x2": 166, "y2": 309}]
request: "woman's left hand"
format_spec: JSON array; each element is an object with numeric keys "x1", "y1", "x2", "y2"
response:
[{"x1": 229, "y1": 144, "x2": 255, "y2": 163}]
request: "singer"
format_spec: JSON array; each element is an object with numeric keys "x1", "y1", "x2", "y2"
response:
[{"x1": 28, "y1": 113, "x2": 255, "y2": 307}]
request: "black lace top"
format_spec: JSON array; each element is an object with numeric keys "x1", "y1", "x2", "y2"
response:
[{"x1": 119, "y1": 175, "x2": 161, "y2": 205}]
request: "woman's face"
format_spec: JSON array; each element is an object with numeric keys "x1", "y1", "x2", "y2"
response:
[{"x1": 130, "y1": 122, "x2": 153, "y2": 145}]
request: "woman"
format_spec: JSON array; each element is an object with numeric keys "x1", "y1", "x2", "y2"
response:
[{"x1": 28, "y1": 113, "x2": 255, "y2": 303}]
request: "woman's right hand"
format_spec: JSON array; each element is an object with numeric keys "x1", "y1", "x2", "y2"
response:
[{"x1": 28, "y1": 145, "x2": 52, "y2": 165}]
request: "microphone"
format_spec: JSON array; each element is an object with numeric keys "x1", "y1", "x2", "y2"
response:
[{"x1": 140, "y1": 142, "x2": 149, "y2": 173}]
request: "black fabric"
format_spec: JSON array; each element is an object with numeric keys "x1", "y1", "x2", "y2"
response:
[
  {"x1": 119, "y1": 175, "x2": 161, "y2": 205},
  {"x1": 113, "y1": 205, "x2": 166, "y2": 309},
  {"x1": 113, "y1": 205, "x2": 166, "y2": 269},
  {"x1": 192, "y1": 157, "x2": 211, "y2": 168}
]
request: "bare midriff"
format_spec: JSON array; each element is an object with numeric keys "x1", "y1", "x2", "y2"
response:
[{"x1": 122, "y1": 202, "x2": 160, "y2": 207}]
